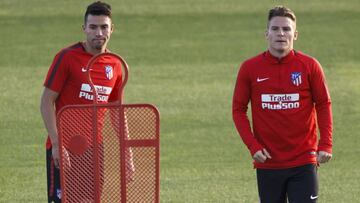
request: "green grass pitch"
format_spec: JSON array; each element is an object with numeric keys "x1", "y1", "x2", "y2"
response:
[{"x1": 0, "y1": 0, "x2": 359, "y2": 202}]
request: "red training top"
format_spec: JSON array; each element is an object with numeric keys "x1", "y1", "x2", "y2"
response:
[
  {"x1": 232, "y1": 50, "x2": 332, "y2": 169},
  {"x1": 43, "y1": 42, "x2": 122, "y2": 149}
]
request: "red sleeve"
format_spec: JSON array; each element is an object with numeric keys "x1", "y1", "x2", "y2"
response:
[
  {"x1": 108, "y1": 62, "x2": 122, "y2": 102},
  {"x1": 232, "y1": 62, "x2": 263, "y2": 156},
  {"x1": 44, "y1": 51, "x2": 69, "y2": 93},
  {"x1": 310, "y1": 59, "x2": 333, "y2": 153}
]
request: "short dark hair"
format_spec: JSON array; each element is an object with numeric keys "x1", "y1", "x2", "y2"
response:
[
  {"x1": 84, "y1": 1, "x2": 112, "y2": 23},
  {"x1": 268, "y1": 6, "x2": 296, "y2": 24}
]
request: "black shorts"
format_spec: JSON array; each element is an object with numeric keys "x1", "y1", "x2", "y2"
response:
[
  {"x1": 46, "y1": 146, "x2": 104, "y2": 203},
  {"x1": 256, "y1": 164, "x2": 318, "y2": 203},
  {"x1": 46, "y1": 148, "x2": 61, "y2": 203}
]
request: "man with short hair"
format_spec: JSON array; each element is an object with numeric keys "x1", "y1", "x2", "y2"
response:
[
  {"x1": 40, "y1": 1, "x2": 121, "y2": 202},
  {"x1": 232, "y1": 6, "x2": 333, "y2": 203}
]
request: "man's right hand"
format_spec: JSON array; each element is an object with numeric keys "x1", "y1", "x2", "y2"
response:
[
  {"x1": 41, "y1": 88, "x2": 61, "y2": 168},
  {"x1": 253, "y1": 148, "x2": 272, "y2": 163},
  {"x1": 52, "y1": 144, "x2": 60, "y2": 168}
]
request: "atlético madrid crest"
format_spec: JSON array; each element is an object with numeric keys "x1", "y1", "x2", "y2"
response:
[
  {"x1": 291, "y1": 72, "x2": 302, "y2": 86},
  {"x1": 105, "y1": 65, "x2": 113, "y2": 80}
]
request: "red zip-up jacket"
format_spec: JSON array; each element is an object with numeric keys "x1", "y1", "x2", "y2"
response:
[{"x1": 232, "y1": 50, "x2": 332, "y2": 169}]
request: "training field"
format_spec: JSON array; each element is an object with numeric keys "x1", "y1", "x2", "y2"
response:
[{"x1": 0, "y1": 0, "x2": 359, "y2": 202}]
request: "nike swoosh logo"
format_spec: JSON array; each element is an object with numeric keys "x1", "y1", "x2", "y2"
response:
[
  {"x1": 81, "y1": 67, "x2": 87, "y2": 72},
  {"x1": 256, "y1": 77, "x2": 269, "y2": 82},
  {"x1": 310, "y1": 195, "x2": 318, "y2": 200}
]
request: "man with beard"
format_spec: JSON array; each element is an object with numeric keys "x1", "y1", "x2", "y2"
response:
[{"x1": 40, "y1": 1, "x2": 122, "y2": 202}]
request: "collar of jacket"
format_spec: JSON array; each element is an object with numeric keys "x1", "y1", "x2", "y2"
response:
[{"x1": 263, "y1": 49, "x2": 296, "y2": 64}]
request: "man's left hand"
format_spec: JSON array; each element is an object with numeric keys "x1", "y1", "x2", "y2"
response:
[{"x1": 317, "y1": 151, "x2": 332, "y2": 164}]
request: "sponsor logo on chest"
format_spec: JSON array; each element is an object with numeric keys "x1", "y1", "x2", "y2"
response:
[
  {"x1": 261, "y1": 93, "x2": 300, "y2": 110},
  {"x1": 79, "y1": 83, "x2": 112, "y2": 102}
]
